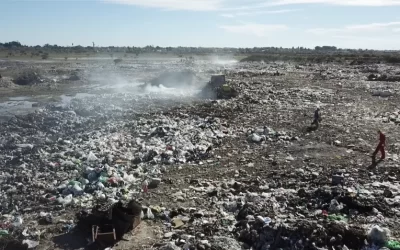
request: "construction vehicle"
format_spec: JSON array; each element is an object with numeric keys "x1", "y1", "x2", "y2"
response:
[{"x1": 201, "y1": 75, "x2": 238, "y2": 99}]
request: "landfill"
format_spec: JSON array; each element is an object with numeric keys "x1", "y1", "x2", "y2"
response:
[{"x1": 0, "y1": 59, "x2": 400, "y2": 250}]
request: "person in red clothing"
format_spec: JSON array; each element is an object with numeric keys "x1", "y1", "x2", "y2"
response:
[{"x1": 372, "y1": 130, "x2": 386, "y2": 162}]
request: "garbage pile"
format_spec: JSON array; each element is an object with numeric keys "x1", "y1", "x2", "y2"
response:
[
  {"x1": 140, "y1": 63, "x2": 400, "y2": 250},
  {"x1": 13, "y1": 70, "x2": 43, "y2": 86},
  {"x1": 149, "y1": 163, "x2": 400, "y2": 250},
  {"x1": 1, "y1": 59, "x2": 400, "y2": 249},
  {"x1": 0, "y1": 90, "x2": 232, "y2": 248},
  {"x1": 380, "y1": 111, "x2": 400, "y2": 125},
  {"x1": 0, "y1": 103, "x2": 228, "y2": 205}
]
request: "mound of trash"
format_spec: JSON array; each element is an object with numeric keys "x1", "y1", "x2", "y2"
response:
[{"x1": 13, "y1": 71, "x2": 43, "y2": 86}]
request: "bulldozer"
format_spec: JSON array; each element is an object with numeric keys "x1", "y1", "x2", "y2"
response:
[{"x1": 201, "y1": 75, "x2": 238, "y2": 99}]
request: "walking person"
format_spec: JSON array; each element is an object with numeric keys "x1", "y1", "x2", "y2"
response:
[
  {"x1": 372, "y1": 130, "x2": 386, "y2": 163},
  {"x1": 311, "y1": 108, "x2": 321, "y2": 129}
]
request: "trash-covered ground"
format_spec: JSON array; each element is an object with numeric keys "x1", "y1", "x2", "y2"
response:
[{"x1": 1, "y1": 58, "x2": 400, "y2": 250}]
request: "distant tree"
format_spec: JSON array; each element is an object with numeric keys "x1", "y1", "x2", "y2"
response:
[
  {"x1": 322, "y1": 46, "x2": 337, "y2": 51},
  {"x1": 3, "y1": 41, "x2": 22, "y2": 48}
]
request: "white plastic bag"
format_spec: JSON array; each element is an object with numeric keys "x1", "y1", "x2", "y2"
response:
[
  {"x1": 87, "y1": 152, "x2": 98, "y2": 162},
  {"x1": 146, "y1": 208, "x2": 154, "y2": 219}
]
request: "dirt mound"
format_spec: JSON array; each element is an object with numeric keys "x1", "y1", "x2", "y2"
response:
[{"x1": 13, "y1": 70, "x2": 43, "y2": 85}]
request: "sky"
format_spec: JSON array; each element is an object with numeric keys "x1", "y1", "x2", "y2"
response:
[{"x1": 1, "y1": 0, "x2": 400, "y2": 50}]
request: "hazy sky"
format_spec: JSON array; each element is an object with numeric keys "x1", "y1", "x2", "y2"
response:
[{"x1": 1, "y1": 0, "x2": 400, "y2": 49}]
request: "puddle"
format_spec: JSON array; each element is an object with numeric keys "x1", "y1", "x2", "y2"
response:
[
  {"x1": 9, "y1": 96, "x2": 31, "y2": 101},
  {"x1": 0, "y1": 100, "x2": 38, "y2": 121},
  {"x1": 0, "y1": 101, "x2": 36, "y2": 109}
]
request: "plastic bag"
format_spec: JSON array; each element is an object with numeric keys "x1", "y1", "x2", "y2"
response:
[
  {"x1": 329, "y1": 199, "x2": 343, "y2": 213},
  {"x1": 146, "y1": 208, "x2": 154, "y2": 219},
  {"x1": 87, "y1": 152, "x2": 98, "y2": 162},
  {"x1": 22, "y1": 240, "x2": 39, "y2": 249},
  {"x1": 12, "y1": 216, "x2": 23, "y2": 228},
  {"x1": 386, "y1": 240, "x2": 400, "y2": 250},
  {"x1": 71, "y1": 184, "x2": 83, "y2": 196}
]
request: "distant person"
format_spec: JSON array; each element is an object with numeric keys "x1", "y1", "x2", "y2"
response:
[
  {"x1": 372, "y1": 130, "x2": 386, "y2": 162},
  {"x1": 311, "y1": 108, "x2": 321, "y2": 128},
  {"x1": 0, "y1": 74, "x2": 2, "y2": 79},
  {"x1": 206, "y1": 145, "x2": 213, "y2": 154}
]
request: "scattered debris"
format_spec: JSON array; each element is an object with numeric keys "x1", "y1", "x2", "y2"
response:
[{"x1": 0, "y1": 59, "x2": 400, "y2": 250}]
